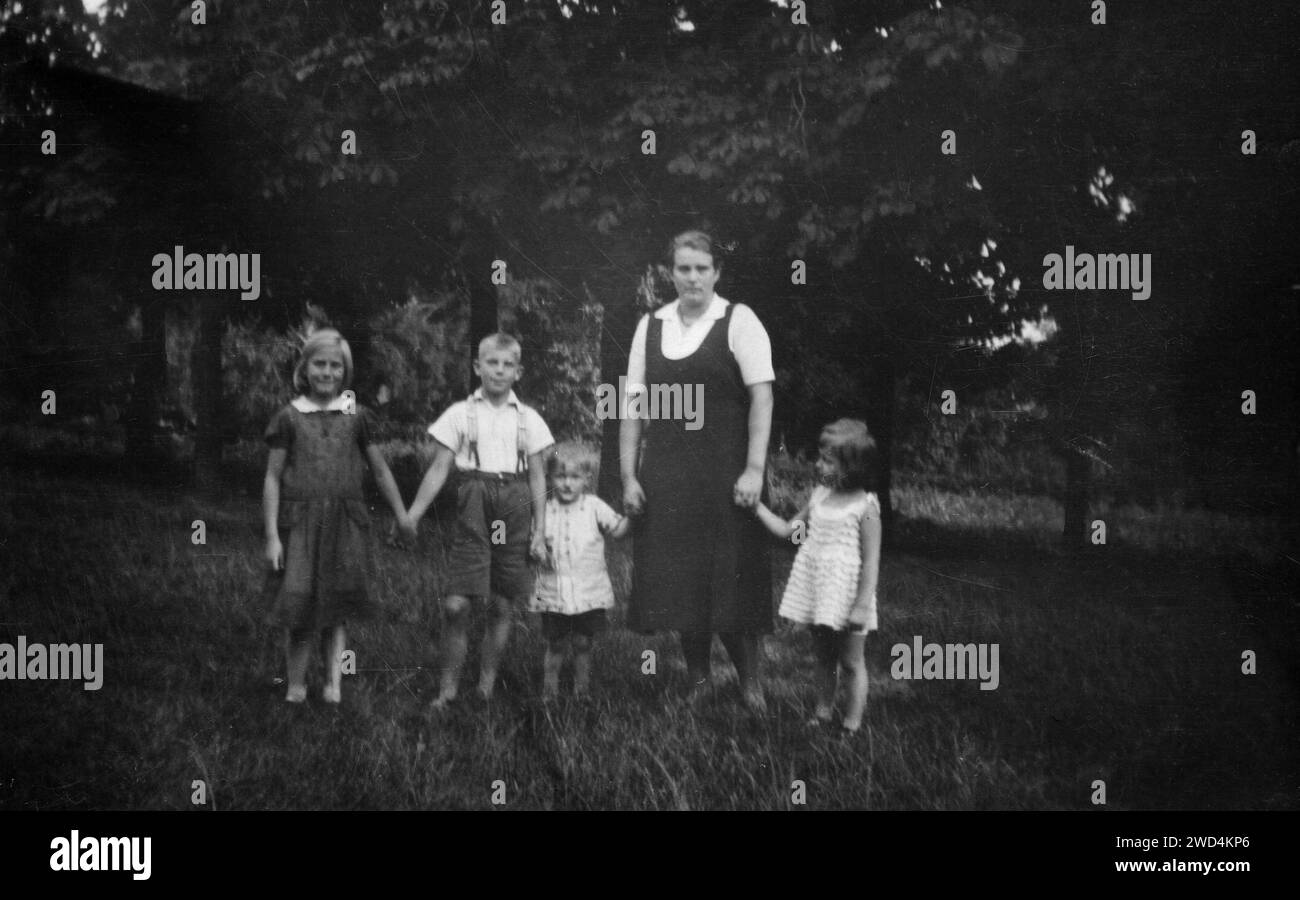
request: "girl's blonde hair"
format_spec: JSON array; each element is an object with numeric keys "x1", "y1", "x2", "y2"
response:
[
  {"x1": 546, "y1": 441, "x2": 599, "y2": 484},
  {"x1": 293, "y1": 328, "x2": 354, "y2": 395}
]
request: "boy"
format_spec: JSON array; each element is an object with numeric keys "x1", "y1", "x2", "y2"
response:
[{"x1": 405, "y1": 333, "x2": 554, "y2": 708}]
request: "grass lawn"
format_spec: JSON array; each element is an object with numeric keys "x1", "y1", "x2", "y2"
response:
[{"x1": 0, "y1": 456, "x2": 1295, "y2": 810}]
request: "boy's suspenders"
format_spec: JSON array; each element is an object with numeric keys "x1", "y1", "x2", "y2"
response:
[{"x1": 465, "y1": 393, "x2": 528, "y2": 473}]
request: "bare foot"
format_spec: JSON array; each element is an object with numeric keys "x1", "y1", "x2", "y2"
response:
[
  {"x1": 841, "y1": 718, "x2": 862, "y2": 734},
  {"x1": 683, "y1": 678, "x2": 711, "y2": 709},
  {"x1": 573, "y1": 682, "x2": 590, "y2": 701},
  {"x1": 285, "y1": 685, "x2": 307, "y2": 704},
  {"x1": 541, "y1": 684, "x2": 559, "y2": 703},
  {"x1": 813, "y1": 702, "x2": 834, "y2": 724},
  {"x1": 322, "y1": 684, "x2": 341, "y2": 704},
  {"x1": 742, "y1": 686, "x2": 768, "y2": 716},
  {"x1": 429, "y1": 689, "x2": 458, "y2": 712}
]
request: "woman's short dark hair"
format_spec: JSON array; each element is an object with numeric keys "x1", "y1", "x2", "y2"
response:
[
  {"x1": 820, "y1": 418, "x2": 879, "y2": 492},
  {"x1": 666, "y1": 230, "x2": 723, "y2": 269}
]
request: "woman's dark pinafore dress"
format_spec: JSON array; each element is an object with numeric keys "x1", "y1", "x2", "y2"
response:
[{"x1": 629, "y1": 303, "x2": 773, "y2": 634}]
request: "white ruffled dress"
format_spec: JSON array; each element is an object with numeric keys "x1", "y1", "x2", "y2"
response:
[{"x1": 777, "y1": 486, "x2": 880, "y2": 632}]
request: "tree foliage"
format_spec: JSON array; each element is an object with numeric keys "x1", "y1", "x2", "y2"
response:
[{"x1": 3, "y1": 0, "x2": 1296, "y2": 518}]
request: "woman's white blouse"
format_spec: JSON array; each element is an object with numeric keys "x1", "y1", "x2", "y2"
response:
[{"x1": 625, "y1": 295, "x2": 775, "y2": 390}]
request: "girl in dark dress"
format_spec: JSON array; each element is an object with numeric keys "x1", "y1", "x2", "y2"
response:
[
  {"x1": 262, "y1": 329, "x2": 411, "y2": 704},
  {"x1": 620, "y1": 232, "x2": 775, "y2": 712}
]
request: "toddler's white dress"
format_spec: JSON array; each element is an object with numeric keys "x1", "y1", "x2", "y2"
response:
[{"x1": 778, "y1": 486, "x2": 880, "y2": 632}]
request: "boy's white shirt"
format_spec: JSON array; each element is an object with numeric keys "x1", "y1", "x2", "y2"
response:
[
  {"x1": 291, "y1": 394, "x2": 353, "y2": 413},
  {"x1": 428, "y1": 388, "x2": 555, "y2": 472},
  {"x1": 625, "y1": 295, "x2": 776, "y2": 391}
]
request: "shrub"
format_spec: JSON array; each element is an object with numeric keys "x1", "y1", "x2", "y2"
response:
[
  {"x1": 363, "y1": 288, "x2": 469, "y2": 438},
  {"x1": 222, "y1": 319, "x2": 298, "y2": 439},
  {"x1": 500, "y1": 277, "x2": 602, "y2": 444}
]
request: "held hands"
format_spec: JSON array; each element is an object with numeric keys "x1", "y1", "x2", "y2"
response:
[
  {"x1": 623, "y1": 477, "x2": 646, "y2": 516},
  {"x1": 265, "y1": 535, "x2": 284, "y2": 571},
  {"x1": 625, "y1": 468, "x2": 762, "y2": 512},
  {"x1": 396, "y1": 510, "x2": 419, "y2": 546},
  {"x1": 385, "y1": 511, "x2": 418, "y2": 549},
  {"x1": 529, "y1": 529, "x2": 549, "y2": 564},
  {"x1": 733, "y1": 465, "x2": 763, "y2": 509}
]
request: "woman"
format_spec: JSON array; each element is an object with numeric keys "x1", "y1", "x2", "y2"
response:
[{"x1": 620, "y1": 230, "x2": 775, "y2": 712}]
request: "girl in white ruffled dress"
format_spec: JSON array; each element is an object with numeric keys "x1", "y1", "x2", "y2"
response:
[{"x1": 756, "y1": 419, "x2": 881, "y2": 732}]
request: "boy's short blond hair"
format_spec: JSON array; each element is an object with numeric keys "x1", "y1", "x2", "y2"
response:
[
  {"x1": 546, "y1": 441, "x2": 599, "y2": 482},
  {"x1": 478, "y1": 332, "x2": 522, "y2": 362}
]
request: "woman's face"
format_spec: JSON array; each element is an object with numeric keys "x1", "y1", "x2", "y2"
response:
[{"x1": 671, "y1": 246, "x2": 719, "y2": 309}]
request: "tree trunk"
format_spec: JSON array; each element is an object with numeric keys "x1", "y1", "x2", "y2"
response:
[
  {"x1": 461, "y1": 228, "x2": 500, "y2": 377},
  {"x1": 192, "y1": 300, "x2": 224, "y2": 492},
  {"x1": 597, "y1": 278, "x2": 639, "y2": 506},
  {"x1": 1062, "y1": 445, "x2": 1091, "y2": 547},
  {"x1": 123, "y1": 296, "x2": 167, "y2": 464},
  {"x1": 874, "y1": 345, "x2": 897, "y2": 531},
  {"x1": 1052, "y1": 304, "x2": 1094, "y2": 548}
]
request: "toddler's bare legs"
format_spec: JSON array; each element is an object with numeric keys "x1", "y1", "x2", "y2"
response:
[
  {"x1": 811, "y1": 627, "x2": 839, "y2": 722},
  {"x1": 840, "y1": 633, "x2": 869, "y2": 732},
  {"x1": 542, "y1": 635, "x2": 567, "y2": 701},
  {"x1": 432, "y1": 593, "x2": 471, "y2": 710},
  {"x1": 477, "y1": 594, "x2": 514, "y2": 701},
  {"x1": 571, "y1": 634, "x2": 593, "y2": 698},
  {"x1": 284, "y1": 628, "x2": 312, "y2": 703},
  {"x1": 321, "y1": 626, "x2": 345, "y2": 703}
]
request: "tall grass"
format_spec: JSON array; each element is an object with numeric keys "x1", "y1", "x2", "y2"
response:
[{"x1": 1, "y1": 457, "x2": 1294, "y2": 810}]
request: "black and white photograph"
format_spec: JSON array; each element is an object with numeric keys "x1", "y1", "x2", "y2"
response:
[{"x1": 1, "y1": 0, "x2": 1296, "y2": 863}]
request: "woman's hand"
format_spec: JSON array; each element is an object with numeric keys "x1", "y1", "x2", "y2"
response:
[
  {"x1": 265, "y1": 535, "x2": 284, "y2": 571},
  {"x1": 733, "y1": 465, "x2": 763, "y2": 509},
  {"x1": 529, "y1": 530, "x2": 549, "y2": 564},
  {"x1": 623, "y1": 477, "x2": 646, "y2": 516}
]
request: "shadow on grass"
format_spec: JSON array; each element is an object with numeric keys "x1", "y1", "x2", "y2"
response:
[{"x1": 892, "y1": 510, "x2": 1300, "y2": 675}]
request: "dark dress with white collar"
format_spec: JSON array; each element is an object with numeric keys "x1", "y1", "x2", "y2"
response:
[
  {"x1": 629, "y1": 302, "x2": 773, "y2": 634},
  {"x1": 263, "y1": 402, "x2": 379, "y2": 630}
]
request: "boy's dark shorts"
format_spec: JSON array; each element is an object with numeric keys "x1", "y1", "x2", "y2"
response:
[
  {"x1": 541, "y1": 609, "x2": 608, "y2": 642},
  {"x1": 444, "y1": 471, "x2": 534, "y2": 600}
]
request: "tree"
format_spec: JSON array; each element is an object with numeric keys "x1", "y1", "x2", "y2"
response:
[{"x1": 8, "y1": 0, "x2": 1295, "y2": 528}]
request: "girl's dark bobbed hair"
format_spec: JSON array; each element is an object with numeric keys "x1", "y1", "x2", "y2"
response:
[{"x1": 820, "y1": 418, "x2": 879, "y2": 492}]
